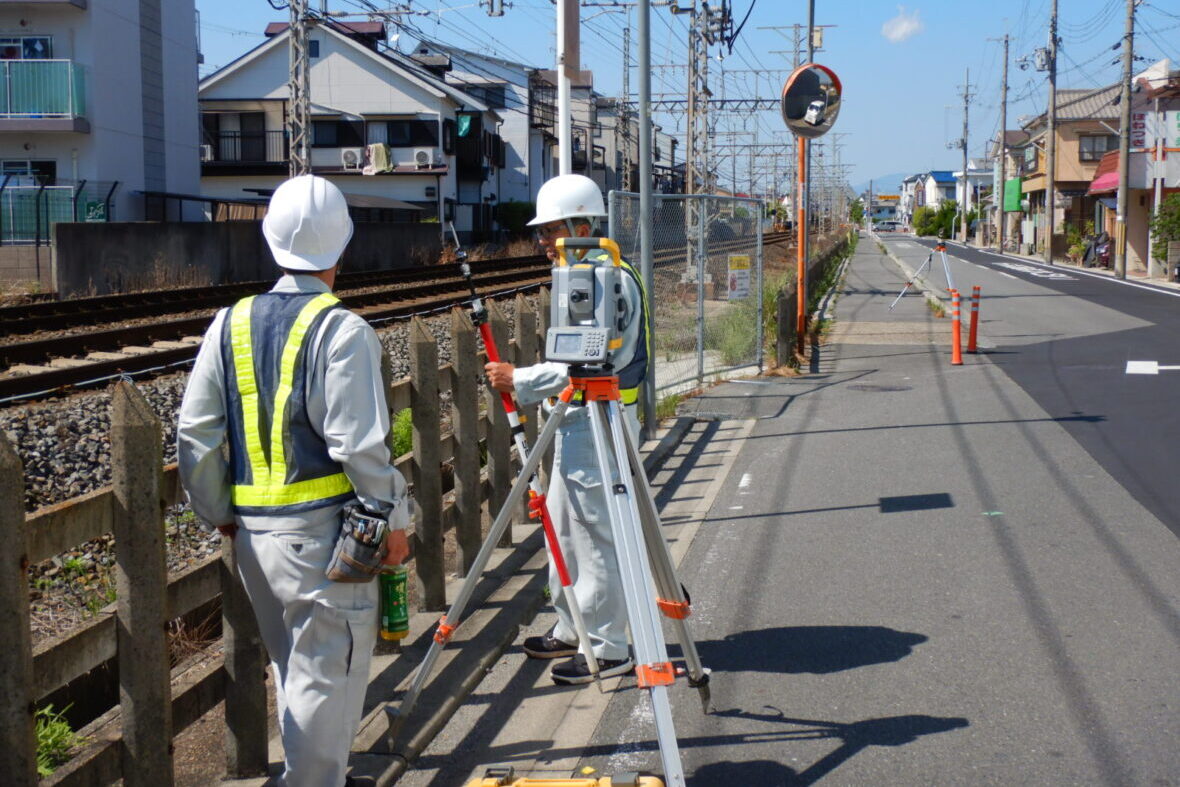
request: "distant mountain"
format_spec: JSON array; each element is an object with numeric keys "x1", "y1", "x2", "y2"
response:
[{"x1": 852, "y1": 172, "x2": 910, "y2": 197}]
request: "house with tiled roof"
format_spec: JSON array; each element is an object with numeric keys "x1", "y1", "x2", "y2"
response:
[
  {"x1": 198, "y1": 20, "x2": 504, "y2": 241},
  {"x1": 1016, "y1": 82, "x2": 1119, "y2": 257}
]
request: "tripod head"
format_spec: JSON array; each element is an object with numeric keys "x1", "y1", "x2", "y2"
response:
[{"x1": 545, "y1": 237, "x2": 628, "y2": 375}]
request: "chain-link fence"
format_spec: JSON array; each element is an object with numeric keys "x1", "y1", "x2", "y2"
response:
[{"x1": 608, "y1": 191, "x2": 765, "y2": 399}]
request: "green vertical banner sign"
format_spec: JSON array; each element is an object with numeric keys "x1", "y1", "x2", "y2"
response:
[{"x1": 1003, "y1": 178, "x2": 1023, "y2": 212}]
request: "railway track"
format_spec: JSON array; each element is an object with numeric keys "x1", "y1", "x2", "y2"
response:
[{"x1": 0, "y1": 232, "x2": 791, "y2": 403}]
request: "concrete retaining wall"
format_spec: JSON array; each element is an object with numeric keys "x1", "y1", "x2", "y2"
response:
[
  {"x1": 0, "y1": 246, "x2": 55, "y2": 292},
  {"x1": 52, "y1": 221, "x2": 442, "y2": 297}
]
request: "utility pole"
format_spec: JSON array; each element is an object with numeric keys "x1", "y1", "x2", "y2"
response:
[
  {"x1": 556, "y1": 0, "x2": 578, "y2": 175},
  {"x1": 621, "y1": 20, "x2": 632, "y2": 191},
  {"x1": 1114, "y1": 0, "x2": 1134, "y2": 279},
  {"x1": 639, "y1": 0, "x2": 655, "y2": 435},
  {"x1": 992, "y1": 33, "x2": 1009, "y2": 252},
  {"x1": 1044, "y1": 0, "x2": 1058, "y2": 264},
  {"x1": 288, "y1": 0, "x2": 311, "y2": 176},
  {"x1": 959, "y1": 68, "x2": 971, "y2": 242}
]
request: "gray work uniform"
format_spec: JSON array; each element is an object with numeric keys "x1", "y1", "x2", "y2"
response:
[
  {"x1": 177, "y1": 274, "x2": 408, "y2": 787},
  {"x1": 512, "y1": 258, "x2": 645, "y2": 662}
]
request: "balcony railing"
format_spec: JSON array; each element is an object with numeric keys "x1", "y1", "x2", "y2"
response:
[
  {"x1": 0, "y1": 60, "x2": 85, "y2": 118},
  {"x1": 201, "y1": 130, "x2": 288, "y2": 164}
]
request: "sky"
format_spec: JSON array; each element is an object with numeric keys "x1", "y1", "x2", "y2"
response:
[{"x1": 197, "y1": 0, "x2": 1180, "y2": 194}]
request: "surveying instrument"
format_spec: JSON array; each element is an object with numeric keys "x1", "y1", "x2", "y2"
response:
[
  {"x1": 889, "y1": 239, "x2": 956, "y2": 310},
  {"x1": 385, "y1": 236, "x2": 710, "y2": 787}
]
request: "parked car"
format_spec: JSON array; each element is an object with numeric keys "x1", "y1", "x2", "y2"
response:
[{"x1": 874, "y1": 220, "x2": 901, "y2": 232}]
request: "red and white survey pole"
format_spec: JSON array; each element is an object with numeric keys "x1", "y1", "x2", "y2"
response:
[{"x1": 457, "y1": 246, "x2": 599, "y2": 681}]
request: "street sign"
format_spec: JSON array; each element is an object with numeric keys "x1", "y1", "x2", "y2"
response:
[{"x1": 727, "y1": 254, "x2": 751, "y2": 300}]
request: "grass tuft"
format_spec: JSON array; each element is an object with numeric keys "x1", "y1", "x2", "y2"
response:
[{"x1": 36, "y1": 704, "x2": 85, "y2": 776}]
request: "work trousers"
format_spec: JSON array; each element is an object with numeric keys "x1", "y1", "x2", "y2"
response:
[
  {"x1": 547, "y1": 403, "x2": 640, "y2": 662},
  {"x1": 234, "y1": 517, "x2": 378, "y2": 787}
]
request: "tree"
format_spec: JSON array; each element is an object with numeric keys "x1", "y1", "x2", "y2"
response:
[
  {"x1": 850, "y1": 199, "x2": 865, "y2": 224},
  {"x1": 1149, "y1": 194, "x2": 1180, "y2": 266}
]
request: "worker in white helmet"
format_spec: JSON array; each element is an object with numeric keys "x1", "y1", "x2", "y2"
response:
[
  {"x1": 177, "y1": 175, "x2": 410, "y2": 787},
  {"x1": 485, "y1": 173, "x2": 650, "y2": 684}
]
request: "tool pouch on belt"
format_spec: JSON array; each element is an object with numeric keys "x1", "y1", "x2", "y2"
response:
[{"x1": 326, "y1": 503, "x2": 389, "y2": 583}]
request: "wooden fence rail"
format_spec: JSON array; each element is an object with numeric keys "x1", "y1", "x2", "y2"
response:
[{"x1": 0, "y1": 292, "x2": 549, "y2": 786}]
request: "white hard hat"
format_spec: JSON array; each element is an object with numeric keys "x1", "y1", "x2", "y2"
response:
[
  {"x1": 527, "y1": 174, "x2": 606, "y2": 227},
  {"x1": 262, "y1": 175, "x2": 354, "y2": 271}
]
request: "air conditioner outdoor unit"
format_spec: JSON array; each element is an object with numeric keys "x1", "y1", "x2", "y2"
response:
[
  {"x1": 199, "y1": 144, "x2": 214, "y2": 162},
  {"x1": 341, "y1": 147, "x2": 364, "y2": 169},
  {"x1": 413, "y1": 147, "x2": 437, "y2": 168}
]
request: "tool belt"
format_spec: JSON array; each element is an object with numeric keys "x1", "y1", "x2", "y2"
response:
[{"x1": 326, "y1": 502, "x2": 389, "y2": 582}]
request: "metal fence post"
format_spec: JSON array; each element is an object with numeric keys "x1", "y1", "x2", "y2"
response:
[
  {"x1": 696, "y1": 195, "x2": 706, "y2": 387},
  {"x1": 757, "y1": 198, "x2": 765, "y2": 373},
  {"x1": 0, "y1": 432, "x2": 36, "y2": 786},
  {"x1": 111, "y1": 381, "x2": 173, "y2": 786}
]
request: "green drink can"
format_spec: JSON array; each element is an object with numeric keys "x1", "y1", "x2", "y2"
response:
[{"x1": 379, "y1": 565, "x2": 409, "y2": 641}]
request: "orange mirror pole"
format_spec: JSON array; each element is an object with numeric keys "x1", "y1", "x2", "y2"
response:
[{"x1": 796, "y1": 136, "x2": 808, "y2": 356}]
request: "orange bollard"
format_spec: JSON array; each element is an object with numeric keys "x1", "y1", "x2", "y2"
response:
[
  {"x1": 950, "y1": 289, "x2": 963, "y2": 365},
  {"x1": 967, "y1": 285, "x2": 981, "y2": 353}
]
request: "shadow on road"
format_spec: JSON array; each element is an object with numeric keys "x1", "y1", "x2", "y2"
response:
[
  {"x1": 693, "y1": 625, "x2": 927, "y2": 674},
  {"x1": 689, "y1": 712, "x2": 969, "y2": 786}
]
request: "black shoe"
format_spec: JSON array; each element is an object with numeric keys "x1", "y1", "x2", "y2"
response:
[
  {"x1": 522, "y1": 628, "x2": 578, "y2": 659},
  {"x1": 551, "y1": 654, "x2": 634, "y2": 685},
  {"x1": 345, "y1": 777, "x2": 377, "y2": 787}
]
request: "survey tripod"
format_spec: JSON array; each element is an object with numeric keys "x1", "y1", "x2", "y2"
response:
[
  {"x1": 385, "y1": 237, "x2": 710, "y2": 787},
  {"x1": 889, "y1": 239, "x2": 956, "y2": 310}
]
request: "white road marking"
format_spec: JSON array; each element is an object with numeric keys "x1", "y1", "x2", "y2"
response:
[
  {"x1": 994, "y1": 262, "x2": 1076, "y2": 280},
  {"x1": 728, "y1": 505, "x2": 744, "y2": 510},
  {"x1": 1126, "y1": 360, "x2": 1180, "y2": 375},
  {"x1": 979, "y1": 248, "x2": 1180, "y2": 298},
  {"x1": 996, "y1": 270, "x2": 1020, "y2": 281},
  {"x1": 738, "y1": 473, "x2": 753, "y2": 490}
]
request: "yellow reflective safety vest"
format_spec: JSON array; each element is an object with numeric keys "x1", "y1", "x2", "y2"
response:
[{"x1": 221, "y1": 292, "x2": 354, "y2": 514}]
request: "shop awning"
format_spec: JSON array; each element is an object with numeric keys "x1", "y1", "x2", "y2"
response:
[{"x1": 1088, "y1": 150, "x2": 1120, "y2": 195}]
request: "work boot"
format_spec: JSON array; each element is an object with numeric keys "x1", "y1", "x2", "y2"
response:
[
  {"x1": 551, "y1": 654, "x2": 634, "y2": 685},
  {"x1": 522, "y1": 626, "x2": 578, "y2": 659}
]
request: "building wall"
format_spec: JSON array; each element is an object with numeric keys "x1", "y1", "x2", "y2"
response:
[{"x1": 0, "y1": 0, "x2": 199, "y2": 221}]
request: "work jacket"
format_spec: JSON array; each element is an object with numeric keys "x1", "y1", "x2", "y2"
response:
[{"x1": 178, "y1": 274, "x2": 408, "y2": 532}]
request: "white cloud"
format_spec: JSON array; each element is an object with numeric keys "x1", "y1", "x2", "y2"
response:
[{"x1": 882, "y1": 6, "x2": 924, "y2": 44}]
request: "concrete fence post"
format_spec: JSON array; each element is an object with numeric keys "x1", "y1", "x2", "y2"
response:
[
  {"x1": 0, "y1": 432, "x2": 36, "y2": 786},
  {"x1": 220, "y1": 536, "x2": 268, "y2": 777},
  {"x1": 449, "y1": 307, "x2": 482, "y2": 575},
  {"x1": 410, "y1": 318, "x2": 444, "y2": 610},
  {"x1": 110, "y1": 381, "x2": 173, "y2": 786},
  {"x1": 486, "y1": 300, "x2": 513, "y2": 548}
]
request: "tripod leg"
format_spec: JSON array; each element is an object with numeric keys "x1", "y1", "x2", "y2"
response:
[
  {"x1": 619, "y1": 419, "x2": 712, "y2": 713},
  {"x1": 940, "y1": 248, "x2": 956, "y2": 294},
  {"x1": 889, "y1": 250, "x2": 934, "y2": 310},
  {"x1": 587, "y1": 401, "x2": 686, "y2": 787},
  {"x1": 384, "y1": 394, "x2": 572, "y2": 745}
]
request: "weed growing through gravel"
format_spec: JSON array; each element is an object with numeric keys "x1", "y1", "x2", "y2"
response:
[{"x1": 36, "y1": 704, "x2": 85, "y2": 776}]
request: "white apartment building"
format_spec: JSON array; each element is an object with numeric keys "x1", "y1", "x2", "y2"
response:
[{"x1": 0, "y1": 0, "x2": 200, "y2": 237}]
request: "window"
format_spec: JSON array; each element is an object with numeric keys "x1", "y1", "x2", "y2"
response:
[
  {"x1": 467, "y1": 84, "x2": 506, "y2": 109},
  {"x1": 1079, "y1": 134, "x2": 1117, "y2": 162},
  {"x1": 0, "y1": 36, "x2": 52, "y2": 60},
  {"x1": 312, "y1": 120, "x2": 363, "y2": 148},
  {"x1": 309, "y1": 40, "x2": 320, "y2": 58},
  {"x1": 1, "y1": 159, "x2": 56, "y2": 185},
  {"x1": 368, "y1": 120, "x2": 439, "y2": 147}
]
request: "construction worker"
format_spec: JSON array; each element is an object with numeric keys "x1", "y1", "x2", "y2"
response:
[
  {"x1": 177, "y1": 175, "x2": 410, "y2": 787},
  {"x1": 485, "y1": 174, "x2": 649, "y2": 684}
]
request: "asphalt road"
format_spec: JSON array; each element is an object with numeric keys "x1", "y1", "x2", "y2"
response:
[
  {"x1": 894, "y1": 236, "x2": 1180, "y2": 535},
  {"x1": 569, "y1": 239, "x2": 1180, "y2": 786}
]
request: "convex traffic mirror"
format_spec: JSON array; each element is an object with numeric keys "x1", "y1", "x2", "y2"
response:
[{"x1": 780, "y1": 63, "x2": 842, "y2": 139}]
